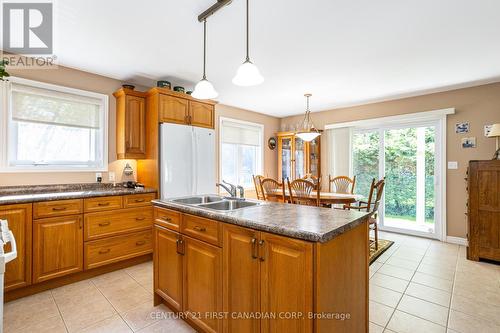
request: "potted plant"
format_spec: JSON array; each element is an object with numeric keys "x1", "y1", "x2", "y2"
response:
[{"x1": 0, "y1": 60, "x2": 10, "y2": 81}]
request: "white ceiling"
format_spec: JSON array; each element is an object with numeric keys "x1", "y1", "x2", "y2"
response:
[{"x1": 49, "y1": 1, "x2": 500, "y2": 116}]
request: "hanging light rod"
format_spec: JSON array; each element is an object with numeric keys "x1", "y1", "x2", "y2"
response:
[{"x1": 198, "y1": 0, "x2": 232, "y2": 22}]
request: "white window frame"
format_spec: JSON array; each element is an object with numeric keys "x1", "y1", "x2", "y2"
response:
[
  {"x1": 326, "y1": 108, "x2": 454, "y2": 241},
  {"x1": 219, "y1": 117, "x2": 264, "y2": 190},
  {"x1": 0, "y1": 77, "x2": 109, "y2": 172}
]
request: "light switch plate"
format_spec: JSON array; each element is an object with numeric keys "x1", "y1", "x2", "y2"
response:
[
  {"x1": 448, "y1": 161, "x2": 458, "y2": 169},
  {"x1": 108, "y1": 172, "x2": 115, "y2": 181}
]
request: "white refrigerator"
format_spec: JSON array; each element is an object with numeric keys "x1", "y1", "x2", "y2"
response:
[{"x1": 160, "y1": 123, "x2": 216, "y2": 199}]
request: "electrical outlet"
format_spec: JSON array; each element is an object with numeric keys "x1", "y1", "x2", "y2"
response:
[
  {"x1": 95, "y1": 172, "x2": 103, "y2": 183},
  {"x1": 108, "y1": 172, "x2": 115, "y2": 182}
]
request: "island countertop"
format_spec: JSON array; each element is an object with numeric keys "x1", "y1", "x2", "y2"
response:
[
  {"x1": 0, "y1": 183, "x2": 157, "y2": 205},
  {"x1": 152, "y1": 198, "x2": 370, "y2": 243}
]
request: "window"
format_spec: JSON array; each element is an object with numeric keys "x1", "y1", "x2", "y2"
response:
[
  {"x1": 0, "y1": 77, "x2": 108, "y2": 171},
  {"x1": 220, "y1": 118, "x2": 263, "y2": 189}
]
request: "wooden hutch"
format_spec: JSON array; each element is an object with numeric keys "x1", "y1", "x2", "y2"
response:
[{"x1": 277, "y1": 131, "x2": 321, "y2": 181}]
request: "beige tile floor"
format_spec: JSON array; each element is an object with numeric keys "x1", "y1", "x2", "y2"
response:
[{"x1": 3, "y1": 231, "x2": 500, "y2": 333}]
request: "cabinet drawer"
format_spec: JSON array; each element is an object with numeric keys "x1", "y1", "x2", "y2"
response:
[
  {"x1": 123, "y1": 193, "x2": 156, "y2": 208},
  {"x1": 181, "y1": 214, "x2": 221, "y2": 246},
  {"x1": 85, "y1": 230, "x2": 152, "y2": 269},
  {"x1": 154, "y1": 207, "x2": 181, "y2": 231},
  {"x1": 84, "y1": 196, "x2": 123, "y2": 213},
  {"x1": 34, "y1": 199, "x2": 83, "y2": 219},
  {"x1": 85, "y1": 207, "x2": 153, "y2": 241}
]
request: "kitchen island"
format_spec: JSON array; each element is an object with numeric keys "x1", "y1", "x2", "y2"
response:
[{"x1": 152, "y1": 197, "x2": 371, "y2": 333}]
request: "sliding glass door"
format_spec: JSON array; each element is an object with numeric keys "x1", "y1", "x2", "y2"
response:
[{"x1": 352, "y1": 122, "x2": 441, "y2": 239}]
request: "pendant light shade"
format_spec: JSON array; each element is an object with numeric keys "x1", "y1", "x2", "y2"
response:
[
  {"x1": 296, "y1": 94, "x2": 321, "y2": 142},
  {"x1": 192, "y1": 20, "x2": 218, "y2": 99},
  {"x1": 232, "y1": 0, "x2": 264, "y2": 86}
]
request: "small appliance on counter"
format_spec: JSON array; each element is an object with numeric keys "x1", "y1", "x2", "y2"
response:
[{"x1": 123, "y1": 181, "x2": 145, "y2": 189}]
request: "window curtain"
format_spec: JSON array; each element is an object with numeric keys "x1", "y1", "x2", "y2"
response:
[{"x1": 327, "y1": 127, "x2": 352, "y2": 178}]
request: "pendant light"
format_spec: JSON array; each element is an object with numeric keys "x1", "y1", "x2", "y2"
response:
[
  {"x1": 232, "y1": 0, "x2": 264, "y2": 86},
  {"x1": 192, "y1": 19, "x2": 218, "y2": 99},
  {"x1": 296, "y1": 94, "x2": 321, "y2": 142}
]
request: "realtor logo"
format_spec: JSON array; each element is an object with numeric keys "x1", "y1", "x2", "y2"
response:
[{"x1": 2, "y1": 2, "x2": 53, "y2": 54}]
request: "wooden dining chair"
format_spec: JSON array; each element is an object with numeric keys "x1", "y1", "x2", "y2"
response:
[
  {"x1": 252, "y1": 175, "x2": 265, "y2": 200},
  {"x1": 287, "y1": 178, "x2": 320, "y2": 207},
  {"x1": 260, "y1": 178, "x2": 286, "y2": 203},
  {"x1": 328, "y1": 175, "x2": 356, "y2": 194},
  {"x1": 344, "y1": 178, "x2": 385, "y2": 250}
]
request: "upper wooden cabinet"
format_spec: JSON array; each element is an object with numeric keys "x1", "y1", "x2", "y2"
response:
[
  {"x1": 114, "y1": 88, "x2": 147, "y2": 159},
  {"x1": 0, "y1": 204, "x2": 32, "y2": 291},
  {"x1": 277, "y1": 132, "x2": 321, "y2": 181},
  {"x1": 150, "y1": 87, "x2": 216, "y2": 129}
]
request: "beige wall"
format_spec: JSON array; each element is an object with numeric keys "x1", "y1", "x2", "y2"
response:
[
  {"x1": 280, "y1": 82, "x2": 500, "y2": 238},
  {"x1": 215, "y1": 104, "x2": 280, "y2": 197},
  {"x1": 0, "y1": 65, "x2": 149, "y2": 186}
]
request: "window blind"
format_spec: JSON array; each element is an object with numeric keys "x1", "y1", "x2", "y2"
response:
[
  {"x1": 221, "y1": 120, "x2": 261, "y2": 146},
  {"x1": 11, "y1": 83, "x2": 101, "y2": 129}
]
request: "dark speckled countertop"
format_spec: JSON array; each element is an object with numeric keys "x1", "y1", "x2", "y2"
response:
[
  {"x1": 152, "y1": 199, "x2": 370, "y2": 243},
  {"x1": 0, "y1": 183, "x2": 157, "y2": 205}
]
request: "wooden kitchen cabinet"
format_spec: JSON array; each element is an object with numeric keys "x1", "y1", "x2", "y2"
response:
[
  {"x1": 154, "y1": 225, "x2": 183, "y2": 311},
  {"x1": 189, "y1": 100, "x2": 215, "y2": 128},
  {"x1": 159, "y1": 94, "x2": 189, "y2": 124},
  {"x1": 0, "y1": 204, "x2": 32, "y2": 291},
  {"x1": 114, "y1": 88, "x2": 147, "y2": 159},
  {"x1": 223, "y1": 225, "x2": 260, "y2": 333},
  {"x1": 33, "y1": 215, "x2": 84, "y2": 283},
  {"x1": 183, "y1": 235, "x2": 222, "y2": 333},
  {"x1": 260, "y1": 232, "x2": 313, "y2": 333}
]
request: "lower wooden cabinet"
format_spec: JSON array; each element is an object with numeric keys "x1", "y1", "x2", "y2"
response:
[
  {"x1": 260, "y1": 232, "x2": 313, "y2": 333},
  {"x1": 0, "y1": 204, "x2": 32, "y2": 291},
  {"x1": 154, "y1": 225, "x2": 183, "y2": 311},
  {"x1": 33, "y1": 215, "x2": 84, "y2": 283},
  {"x1": 183, "y1": 236, "x2": 223, "y2": 333},
  {"x1": 223, "y1": 224, "x2": 260, "y2": 333}
]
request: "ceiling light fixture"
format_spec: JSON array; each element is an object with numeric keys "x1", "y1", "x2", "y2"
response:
[
  {"x1": 192, "y1": 19, "x2": 218, "y2": 100},
  {"x1": 296, "y1": 94, "x2": 321, "y2": 142},
  {"x1": 232, "y1": 0, "x2": 264, "y2": 86}
]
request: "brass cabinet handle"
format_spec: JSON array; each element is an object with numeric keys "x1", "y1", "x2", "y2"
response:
[
  {"x1": 136, "y1": 240, "x2": 146, "y2": 246},
  {"x1": 52, "y1": 207, "x2": 67, "y2": 211},
  {"x1": 136, "y1": 217, "x2": 146, "y2": 221},
  {"x1": 98, "y1": 202, "x2": 110, "y2": 206},
  {"x1": 176, "y1": 239, "x2": 185, "y2": 255},
  {"x1": 193, "y1": 225, "x2": 206, "y2": 232},
  {"x1": 251, "y1": 238, "x2": 258, "y2": 259},
  {"x1": 160, "y1": 216, "x2": 172, "y2": 222},
  {"x1": 134, "y1": 199, "x2": 145, "y2": 203},
  {"x1": 99, "y1": 221, "x2": 111, "y2": 227},
  {"x1": 79, "y1": 219, "x2": 83, "y2": 229},
  {"x1": 259, "y1": 240, "x2": 265, "y2": 261},
  {"x1": 99, "y1": 249, "x2": 110, "y2": 254}
]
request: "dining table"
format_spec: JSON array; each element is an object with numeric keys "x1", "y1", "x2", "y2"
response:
[{"x1": 266, "y1": 189, "x2": 364, "y2": 205}]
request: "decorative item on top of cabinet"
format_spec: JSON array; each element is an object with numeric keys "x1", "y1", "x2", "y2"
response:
[
  {"x1": 114, "y1": 88, "x2": 147, "y2": 159},
  {"x1": 467, "y1": 160, "x2": 500, "y2": 262},
  {"x1": 0, "y1": 204, "x2": 32, "y2": 291},
  {"x1": 277, "y1": 131, "x2": 321, "y2": 181}
]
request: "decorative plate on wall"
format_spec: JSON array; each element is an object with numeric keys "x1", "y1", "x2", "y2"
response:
[{"x1": 268, "y1": 137, "x2": 277, "y2": 150}]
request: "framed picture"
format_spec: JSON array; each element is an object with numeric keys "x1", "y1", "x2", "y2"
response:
[
  {"x1": 455, "y1": 122, "x2": 470, "y2": 134},
  {"x1": 484, "y1": 124, "x2": 493, "y2": 137},
  {"x1": 461, "y1": 137, "x2": 476, "y2": 148}
]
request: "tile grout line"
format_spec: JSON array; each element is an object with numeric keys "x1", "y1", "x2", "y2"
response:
[{"x1": 49, "y1": 290, "x2": 71, "y2": 333}]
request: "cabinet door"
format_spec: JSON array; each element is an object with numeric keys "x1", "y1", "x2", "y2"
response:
[
  {"x1": 278, "y1": 136, "x2": 294, "y2": 181},
  {"x1": 306, "y1": 137, "x2": 320, "y2": 178},
  {"x1": 189, "y1": 101, "x2": 215, "y2": 129},
  {"x1": 223, "y1": 225, "x2": 260, "y2": 333},
  {"x1": 154, "y1": 225, "x2": 183, "y2": 311},
  {"x1": 33, "y1": 215, "x2": 83, "y2": 283},
  {"x1": 294, "y1": 136, "x2": 307, "y2": 179},
  {"x1": 124, "y1": 95, "x2": 146, "y2": 157},
  {"x1": 260, "y1": 232, "x2": 313, "y2": 333},
  {"x1": 183, "y1": 236, "x2": 222, "y2": 333},
  {"x1": 0, "y1": 204, "x2": 32, "y2": 291},
  {"x1": 159, "y1": 94, "x2": 189, "y2": 124}
]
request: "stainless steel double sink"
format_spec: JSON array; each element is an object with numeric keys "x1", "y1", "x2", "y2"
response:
[{"x1": 169, "y1": 195, "x2": 262, "y2": 211}]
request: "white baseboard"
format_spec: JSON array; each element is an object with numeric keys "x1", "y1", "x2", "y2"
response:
[{"x1": 446, "y1": 236, "x2": 468, "y2": 246}]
